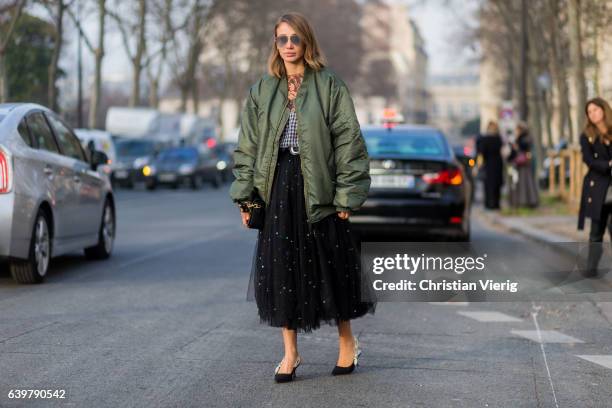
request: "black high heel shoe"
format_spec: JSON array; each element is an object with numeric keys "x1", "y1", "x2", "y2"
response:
[
  {"x1": 332, "y1": 336, "x2": 361, "y2": 376},
  {"x1": 274, "y1": 355, "x2": 301, "y2": 383}
]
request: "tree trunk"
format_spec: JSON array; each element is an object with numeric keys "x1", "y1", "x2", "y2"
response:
[
  {"x1": 546, "y1": 0, "x2": 572, "y2": 144},
  {"x1": 129, "y1": 0, "x2": 147, "y2": 107},
  {"x1": 179, "y1": 83, "x2": 188, "y2": 112},
  {"x1": 568, "y1": 0, "x2": 587, "y2": 138},
  {"x1": 48, "y1": 0, "x2": 65, "y2": 112},
  {"x1": 148, "y1": 77, "x2": 159, "y2": 108},
  {"x1": 527, "y1": 23, "x2": 543, "y2": 172},
  {"x1": 89, "y1": 0, "x2": 106, "y2": 128},
  {"x1": 0, "y1": 52, "x2": 7, "y2": 103}
]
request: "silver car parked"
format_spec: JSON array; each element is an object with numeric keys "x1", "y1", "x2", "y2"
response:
[{"x1": 0, "y1": 103, "x2": 116, "y2": 284}]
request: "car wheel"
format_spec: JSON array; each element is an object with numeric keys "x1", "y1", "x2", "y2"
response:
[
  {"x1": 190, "y1": 175, "x2": 202, "y2": 190},
  {"x1": 10, "y1": 210, "x2": 51, "y2": 284},
  {"x1": 146, "y1": 180, "x2": 157, "y2": 190},
  {"x1": 84, "y1": 199, "x2": 115, "y2": 260},
  {"x1": 211, "y1": 172, "x2": 221, "y2": 189},
  {"x1": 125, "y1": 175, "x2": 135, "y2": 189},
  {"x1": 457, "y1": 219, "x2": 471, "y2": 242}
]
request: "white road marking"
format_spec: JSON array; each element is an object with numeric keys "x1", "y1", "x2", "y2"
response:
[
  {"x1": 511, "y1": 329, "x2": 584, "y2": 344},
  {"x1": 457, "y1": 311, "x2": 522, "y2": 322},
  {"x1": 530, "y1": 303, "x2": 559, "y2": 408},
  {"x1": 428, "y1": 302, "x2": 469, "y2": 306},
  {"x1": 576, "y1": 355, "x2": 612, "y2": 370}
]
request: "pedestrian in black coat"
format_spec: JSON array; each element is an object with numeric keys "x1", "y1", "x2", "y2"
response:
[
  {"x1": 476, "y1": 121, "x2": 504, "y2": 209},
  {"x1": 577, "y1": 97, "x2": 612, "y2": 275}
]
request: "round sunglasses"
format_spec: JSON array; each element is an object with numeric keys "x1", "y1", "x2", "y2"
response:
[{"x1": 275, "y1": 34, "x2": 301, "y2": 47}]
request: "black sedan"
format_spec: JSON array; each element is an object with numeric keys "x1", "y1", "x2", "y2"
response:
[
  {"x1": 144, "y1": 146, "x2": 222, "y2": 190},
  {"x1": 113, "y1": 138, "x2": 158, "y2": 188},
  {"x1": 350, "y1": 125, "x2": 473, "y2": 241}
]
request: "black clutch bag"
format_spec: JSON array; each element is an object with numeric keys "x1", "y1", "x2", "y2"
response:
[{"x1": 245, "y1": 196, "x2": 266, "y2": 230}]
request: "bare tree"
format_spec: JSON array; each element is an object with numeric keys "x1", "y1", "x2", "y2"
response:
[
  {"x1": 169, "y1": 0, "x2": 213, "y2": 113},
  {"x1": 66, "y1": 0, "x2": 106, "y2": 128},
  {"x1": 41, "y1": 0, "x2": 73, "y2": 111},
  {"x1": 108, "y1": 0, "x2": 147, "y2": 106},
  {"x1": 567, "y1": 0, "x2": 587, "y2": 132},
  {"x1": 145, "y1": 0, "x2": 188, "y2": 108}
]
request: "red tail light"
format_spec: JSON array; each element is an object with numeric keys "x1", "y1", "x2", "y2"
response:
[
  {"x1": 0, "y1": 147, "x2": 11, "y2": 194},
  {"x1": 450, "y1": 216, "x2": 462, "y2": 224},
  {"x1": 422, "y1": 168, "x2": 463, "y2": 185},
  {"x1": 206, "y1": 138, "x2": 217, "y2": 148}
]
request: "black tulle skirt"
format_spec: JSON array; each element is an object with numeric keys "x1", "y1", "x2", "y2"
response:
[{"x1": 247, "y1": 148, "x2": 376, "y2": 333}]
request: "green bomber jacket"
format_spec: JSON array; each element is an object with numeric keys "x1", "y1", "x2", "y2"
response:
[{"x1": 229, "y1": 63, "x2": 371, "y2": 225}]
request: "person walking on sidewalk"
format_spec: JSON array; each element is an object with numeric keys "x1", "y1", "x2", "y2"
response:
[
  {"x1": 578, "y1": 97, "x2": 612, "y2": 276},
  {"x1": 229, "y1": 12, "x2": 376, "y2": 383},
  {"x1": 476, "y1": 121, "x2": 504, "y2": 209},
  {"x1": 508, "y1": 121, "x2": 540, "y2": 209}
]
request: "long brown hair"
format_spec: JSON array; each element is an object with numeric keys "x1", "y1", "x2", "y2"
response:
[
  {"x1": 267, "y1": 12, "x2": 327, "y2": 78},
  {"x1": 485, "y1": 120, "x2": 499, "y2": 134},
  {"x1": 584, "y1": 97, "x2": 612, "y2": 143}
]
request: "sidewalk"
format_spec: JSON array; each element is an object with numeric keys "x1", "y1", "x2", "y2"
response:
[{"x1": 475, "y1": 208, "x2": 590, "y2": 243}]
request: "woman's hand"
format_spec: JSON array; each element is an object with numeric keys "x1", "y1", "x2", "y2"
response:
[
  {"x1": 337, "y1": 211, "x2": 350, "y2": 220},
  {"x1": 241, "y1": 210, "x2": 250, "y2": 227}
]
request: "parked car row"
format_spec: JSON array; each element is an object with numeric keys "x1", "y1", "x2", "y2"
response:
[{"x1": 111, "y1": 138, "x2": 235, "y2": 190}]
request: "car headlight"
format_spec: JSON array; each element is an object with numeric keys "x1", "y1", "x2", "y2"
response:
[
  {"x1": 133, "y1": 156, "x2": 149, "y2": 168},
  {"x1": 178, "y1": 164, "x2": 195, "y2": 175},
  {"x1": 216, "y1": 160, "x2": 227, "y2": 170},
  {"x1": 143, "y1": 165, "x2": 156, "y2": 176}
]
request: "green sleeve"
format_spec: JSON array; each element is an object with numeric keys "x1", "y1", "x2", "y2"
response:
[
  {"x1": 329, "y1": 81, "x2": 371, "y2": 212},
  {"x1": 229, "y1": 85, "x2": 260, "y2": 203}
]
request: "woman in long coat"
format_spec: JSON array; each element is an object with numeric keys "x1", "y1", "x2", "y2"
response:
[
  {"x1": 476, "y1": 121, "x2": 504, "y2": 209},
  {"x1": 229, "y1": 12, "x2": 376, "y2": 382},
  {"x1": 577, "y1": 97, "x2": 612, "y2": 275}
]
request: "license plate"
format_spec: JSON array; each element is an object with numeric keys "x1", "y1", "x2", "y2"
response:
[
  {"x1": 371, "y1": 174, "x2": 415, "y2": 188},
  {"x1": 159, "y1": 173, "x2": 176, "y2": 182},
  {"x1": 115, "y1": 170, "x2": 128, "y2": 178}
]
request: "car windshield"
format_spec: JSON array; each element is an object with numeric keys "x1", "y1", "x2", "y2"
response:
[
  {"x1": 116, "y1": 140, "x2": 155, "y2": 157},
  {"x1": 363, "y1": 129, "x2": 450, "y2": 158},
  {"x1": 158, "y1": 148, "x2": 197, "y2": 161}
]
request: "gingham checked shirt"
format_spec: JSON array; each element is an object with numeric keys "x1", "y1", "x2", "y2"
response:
[{"x1": 279, "y1": 102, "x2": 299, "y2": 148}]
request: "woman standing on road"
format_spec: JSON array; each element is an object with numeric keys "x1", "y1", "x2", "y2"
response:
[
  {"x1": 229, "y1": 12, "x2": 376, "y2": 383},
  {"x1": 578, "y1": 97, "x2": 612, "y2": 276},
  {"x1": 476, "y1": 121, "x2": 504, "y2": 209}
]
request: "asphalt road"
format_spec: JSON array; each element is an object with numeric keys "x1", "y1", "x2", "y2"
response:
[{"x1": 1, "y1": 183, "x2": 611, "y2": 407}]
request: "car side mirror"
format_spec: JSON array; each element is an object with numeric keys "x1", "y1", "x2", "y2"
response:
[{"x1": 91, "y1": 150, "x2": 109, "y2": 170}]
